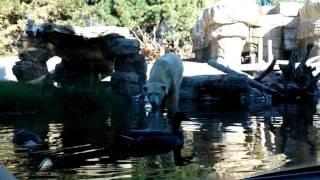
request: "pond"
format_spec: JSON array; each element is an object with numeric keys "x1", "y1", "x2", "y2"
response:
[{"x1": 1, "y1": 98, "x2": 320, "y2": 179}]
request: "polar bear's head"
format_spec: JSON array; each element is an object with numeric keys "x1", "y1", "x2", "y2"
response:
[{"x1": 143, "y1": 82, "x2": 168, "y2": 107}]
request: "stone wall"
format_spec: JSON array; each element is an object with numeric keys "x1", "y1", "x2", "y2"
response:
[
  {"x1": 191, "y1": 0, "x2": 259, "y2": 68},
  {"x1": 298, "y1": 0, "x2": 320, "y2": 60},
  {"x1": 191, "y1": 1, "x2": 304, "y2": 65},
  {"x1": 255, "y1": 2, "x2": 302, "y2": 61}
]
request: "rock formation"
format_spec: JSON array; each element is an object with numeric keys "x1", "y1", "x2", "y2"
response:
[
  {"x1": 191, "y1": 0, "x2": 259, "y2": 68},
  {"x1": 191, "y1": 1, "x2": 305, "y2": 66},
  {"x1": 262, "y1": 2, "x2": 302, "y2": 60},
  {"x1": 13, "y1": 23, "x2": 146, "y2": 98},
  {"x1": 298, "y1": 0, "x2": 320, "y2": 60}
]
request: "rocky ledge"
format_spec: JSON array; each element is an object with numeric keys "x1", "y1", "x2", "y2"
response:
[{"x1": 13, "y1": 23, "x2": 146, "y2": 97}]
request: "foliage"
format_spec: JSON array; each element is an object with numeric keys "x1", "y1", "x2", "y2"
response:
[
  {"x1": 54, "y1": 0, "x2": 119, "y2": 26},
  {"x1": 54, "y1": 0, "x2": 213, "y2": 41},
  {"x1": 0, "y1": 0, "x2": 213, "y2": 55},
  {"x1": 132, "y1": 156, "x2": 212, "y2": 179},
  {"x1": 54, "y1": 85, "x2": 112, "y2": 114},
  {"x1": 0, "y1": 81, "x2": 54, "y2": 112},
  {"x1": 0, "y1": 81, "x2": 112, "y2": 114},
  {"x1": 0, "y1": 0, "x2": 311, "y2": 56},
  {"x1": 0, "y1": 0, "x2": 26, "y2": 55}
]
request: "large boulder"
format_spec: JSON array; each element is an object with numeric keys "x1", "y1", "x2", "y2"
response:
[
  {"x1": 12, "y1": 61, "x2": 48, "y2": 82},
  {"x1": 254, "y1": 2, "x2": 302, "y2": 61},
  {"x1": 111, "y1": 54, "x2": 147, "y2": 97},
  {"x1": 179, "y1": 75, "x2": 250, "y2": 101},
  {"x1": 191, "y1": 0, "x2": 259, "y2": 67},
  {"x1": 15, "y1": 23, "x2": 147, "y2": 98},
  {"x1": 298, "y1": 0, "x2": 320, "y2": 59}
]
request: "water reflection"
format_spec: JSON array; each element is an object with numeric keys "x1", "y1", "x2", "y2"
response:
[
  {"x1": 194, "y1": 99, "x2": 320, "y2": 179},
  {"x1": 47, "y1": 123, "x2": 63, "y2": 150},
  {"x1": 1, "y1": 99, "x2": 320, "y2": 179},
  {"x1": 278, "y1": 99, "x2": 317, "y2": 167}
]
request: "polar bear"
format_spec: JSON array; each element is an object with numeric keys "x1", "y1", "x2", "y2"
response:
[{"x1": 143, "y1": 53, "x2": 184, "y2": 119}]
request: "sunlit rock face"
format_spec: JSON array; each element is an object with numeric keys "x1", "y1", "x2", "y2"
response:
[
  {"x1": 298, "y1": 0, "x2": 320, "y2": 59},
  {"x1": 260, "y1": 2, "x2": 302, "y2": 60},
  {"x1": 191, "y1": 0, "x2": 259, "y2": 67},
  {"x1": 14, "y1": 23, "x2": 146, "y2": 97},
  {"x1": 192, "y1": 1, "x2": 306, "y2": 65}
]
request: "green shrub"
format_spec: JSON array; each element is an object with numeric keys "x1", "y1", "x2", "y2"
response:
[
  {"x1": 0, "y1": 81, "x2": 112, "y2": 114},
  {"x1": 0, "y1": 81, "x2": 54, "y2": 112},
  {"x1": 0, "y1": 0, "x2": 214, "y2": 55},
  {"x1": 54, "y1": 85, "x2": 112, "y2": 114}
]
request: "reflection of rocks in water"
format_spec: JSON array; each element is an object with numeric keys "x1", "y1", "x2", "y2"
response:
[
  {"x1": 191, "y1": 110, "x2": 287, "y2": 179},
  {"x1": 111, "y1": 101, "x2": 147, "y2": 131},
  {"x1": 43, "y1": 112, "x2": 114, "y2": 169},
  {"x1": 61, "y1": 112, "x2": 112, "y2": 147},
  {"x1": 179, "y1": 97, "x2": 251, "y2": 117},
  {"x1": 145, "y1": 109, "x2": 170, "y2": 131},
  {"x1": 278, "y1": 99, "x2": 317, "y2": 165},
  {"x1": 193, "y1": 112, "x2": 250, "y2": 159},
  {"x1": 47, "y1": 123, "x2": 64, "y2": 150},
  {"x1": 139, "y1": 152, "x2": 176, "y2": 170}
]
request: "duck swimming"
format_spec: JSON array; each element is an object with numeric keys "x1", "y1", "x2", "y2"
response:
[
  {"x1": 119, "y1": 112, "x2": 189, "y2": 156},
  {"x1": 12, "y1": 129, "x2": 41, "y2": 148}
]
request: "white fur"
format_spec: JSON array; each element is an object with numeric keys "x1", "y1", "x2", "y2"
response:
[{"x1": 144, "y1": 53, "x2": 183, "y2": 118}]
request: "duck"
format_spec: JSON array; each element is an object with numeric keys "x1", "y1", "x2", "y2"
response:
[
  {"x1": 119, "y1": 112, "x2": 189, "y2": 156},
  {"x1": 12, "y1": 129, "x2": 41, "y2": 148}
]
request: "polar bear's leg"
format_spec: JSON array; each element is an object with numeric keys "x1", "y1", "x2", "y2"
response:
[{"x1": 166, "y1": 91, "x2": 179, "y2": 119}]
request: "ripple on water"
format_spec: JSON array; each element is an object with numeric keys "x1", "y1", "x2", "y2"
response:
[{"x1": 1, "y1": 100, "x2": 320, "y2": 179}]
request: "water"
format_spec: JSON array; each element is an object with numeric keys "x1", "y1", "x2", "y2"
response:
[{"x1": 1, "y1": 98, "x2": 320, "y2": 179}]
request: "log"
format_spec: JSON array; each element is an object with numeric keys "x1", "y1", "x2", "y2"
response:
[
  {"x1": 207, "y1": 59, "x2": 284, "y2": 97},
  {"x1": 254, "y1": 58, "x2": 277, "y2": 82}
]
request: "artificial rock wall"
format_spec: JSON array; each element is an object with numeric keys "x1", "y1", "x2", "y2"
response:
[
  {"x1": 191, "y1": 1, "x2": 312, "y2": 65},
  {"x1": 14, "y1": 23, "x2": 146, "y2": 97},
  {"x1": 298, "y1": 0, "x2": 320, "y2": 60},
  {"x1": 191, "y1": 0, "x2": 259, "y2": 67}
]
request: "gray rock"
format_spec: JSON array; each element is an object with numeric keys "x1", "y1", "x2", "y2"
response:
[
  {"x1": 101, "y1": 37, "x2": 139, "y2": 56},
  {"x1": 16, "y1": 23, "x2": 147, "y2": 98},
  {"x1": 191, "y1": 0, "x2": 259, "y2": 64},
  {"x1": 179, "y1": 75, "x2": 250, "y2": 100},
  {"x1": 114, "y1": 54, "x2": 147, "y2": 84},
  {"x1": 111, "y1": 71, "x2": 141, "y2": 96},
  {"x1": 19, "y1": 47, "x2": 52, "y2": 63},
  {"x1": 26, "y1": 23, "x2": 131, "y2": 38},
  {"x1": 283, "y1": 28, "x2": 297, "y2": 40},
  {"x1": 12, "y1": 61, "x2": 48, "y2": 82},
  {"x1": 111, "y1": 53, "x2": 147, "y2": 97}
]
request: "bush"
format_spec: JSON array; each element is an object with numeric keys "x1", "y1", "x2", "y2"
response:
[
  {"x1": 54, "y1": 85, "x2": 112, "y2": 114},
  {"x1": 0, "y1": 81, "x2": 112, "y2": 114},
  {"x1": 0, "y1": 0, "x2": 213, "y2": 55},
  {"x1": 0, "y1": 81, "x2": 54, "y2": 112}
]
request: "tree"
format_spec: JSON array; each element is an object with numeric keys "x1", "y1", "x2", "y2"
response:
[{"x1": 0, "y1": 0, "x2": 212, "y2": 55}]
